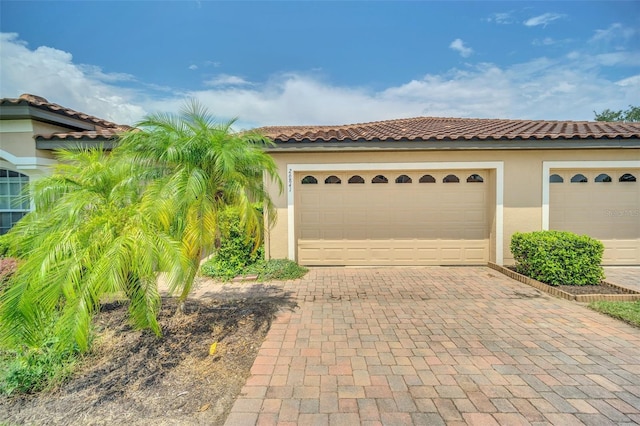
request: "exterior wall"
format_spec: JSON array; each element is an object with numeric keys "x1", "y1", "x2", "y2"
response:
[
  {"x1": 265, "y1": 147, "x2": 640, "y2": 264},
  {"x1": 0, "y1": 119, "x2": 60, "y2": 166}
]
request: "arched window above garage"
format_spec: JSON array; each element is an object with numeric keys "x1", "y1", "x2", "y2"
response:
[
  {"x1": 419, "y1": 174, "x2": 436, "y2": 183},
  {"x1": 595, "y1": 174, "x2": 612, "y2": 183},
  {"x1": 325, "y1": 175, "x2": 341, "y2": 184},
  {"x1": 466, "y1": 174, "x2": 484, "y2": 183},
  {"x1": 619, "y1": 173, "x2": 637, "y2": 182},
  {"x1": 301, "y1": 175, "x2": 318, "y2": 184},
  {"x1": 395, "y1": 175, "x2": 412, "y2": 183},
  {"x1": 570, "y1": 174, "x2": 588, "y2": 183},
  {"x1": 348, "y1": 175, "x2": 365, "y2": 184},
  {"x1": 372, "y1": 175, "x2": 388, "y2": 184},
  {"x1": 549, "y1": 174, "x2": 563, "y2": 183},
  {"x1": 443, "y1": 174, "x2": 460, "y2": 183}
]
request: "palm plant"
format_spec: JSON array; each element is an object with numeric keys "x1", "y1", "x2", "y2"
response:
[
  {"x1": 0, "y1": 149, "x2": 185, "y2": 352},
  {"x1": 0, "y1": 101, "x2": 281, "y2": 353},
  {"x1": 118, "y1": 101, "x2": 282, "y2": 309}
]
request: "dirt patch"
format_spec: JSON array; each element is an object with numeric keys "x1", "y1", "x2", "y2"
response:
[{"x1": 0, "y1": 289, "x2": 296, "y2": 425}]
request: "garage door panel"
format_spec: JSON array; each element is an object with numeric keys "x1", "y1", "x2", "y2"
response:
[
  {"x1": 296, "y1": 170, "x2": 490, "y2": 265},
  {"x1": 550, "y1": 168, "x2": 640, "y2": 265}
]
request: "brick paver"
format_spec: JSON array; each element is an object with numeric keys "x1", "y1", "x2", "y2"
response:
[{"x1": 224, "y1": 267, "x2": 640, "y2": 425}]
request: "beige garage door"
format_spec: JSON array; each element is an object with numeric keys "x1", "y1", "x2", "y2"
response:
[
  {"x1": 295, "y1": 170, "x2": 491, "y2": 265},
  {"x1": 549, "y1": 169, "x2": 640, "y2": 265}
]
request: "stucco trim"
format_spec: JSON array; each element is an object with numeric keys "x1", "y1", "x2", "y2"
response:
[
  {"x1": 287, "y1": 161, "x2": 504, "y2": 265},
  {"x1": 0, "y1": 150, "x2": 56, "y2": 170},
  {"x1": 542, "y1": 160, "x2": 640, "y2": 230}
]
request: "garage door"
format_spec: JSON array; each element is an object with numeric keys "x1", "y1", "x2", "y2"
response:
[
  {"x1": 295, "y1": 170, "x2": 491, "y2": 265},
  {"x1": 549, "y1": 169, "x2": 640, "y2": 265}
]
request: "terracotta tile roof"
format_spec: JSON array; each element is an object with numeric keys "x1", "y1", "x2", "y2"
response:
[
  {"x1": 35, "y1": 129, "x2": 123, "y2": 141},
  {"x1": 258, "y1": 116, "x2": 640, "y2": 143},
  {"x1": 1, "y1": 94, "x2": 130, "y2": 129}
]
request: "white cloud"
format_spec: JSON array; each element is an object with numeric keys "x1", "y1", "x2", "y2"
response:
[
  {"x1": 1, "y1": 32, "x2": 639, "y2": 129},
  {"x1": 0, "y1": 33, "x2": 146, "y2": 124},
  {"x1": 487, "y1": 12, "x2": 515, "y2": 25},
  {"x1": 204, "y1": 74, "x2": 252, "y2": 87},
  {"x1": 188, "y1": 64, "x2": 198, "y2": 70},
  {"x1": 449, "y1": 39, "x2": 473, "y2": 58},
  {"x1": 590, "y1": 23, "x2": 636, "y2": 45},
  {"x1": 524, "y1": 13, "x2": 565, "y2": 27}
]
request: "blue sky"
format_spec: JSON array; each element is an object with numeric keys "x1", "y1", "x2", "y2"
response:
[{"x1": 1, "y1": 1, "x2": 639, "y2": 128}]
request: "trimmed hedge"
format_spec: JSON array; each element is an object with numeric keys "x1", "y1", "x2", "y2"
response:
[{"x1": 511, "y1": 231, "x2": 604, "y2": 286}]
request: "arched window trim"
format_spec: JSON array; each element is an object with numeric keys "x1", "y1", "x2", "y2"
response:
[
  {"x1": 419, "y1": 174, "x2": 436, "y2": 183},
  {"x1": 348, "y1": 175, "x2": 365, "y2": 184},
  {"x1": 301, "y1": 175, "x2": 318, "y2": 184},
  {"x1": 443, "y1": 174, "x2": 460, "y2": 183},
  {"x1": 372, "y1": 175, "x2": 388, "y2": 184},
  {"x1": 395, "y1": 174, "x2": 412, "y2": 184},
  {"x1": 570, "y1": 173, "x2": 588, "y2": 183},
  {"x1": 324, "y1": 175, "x2": 342, "y2": 184}
]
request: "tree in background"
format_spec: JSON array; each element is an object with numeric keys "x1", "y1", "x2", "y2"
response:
[
  {"x1": 594, "y1": 105, "x2": 640, "y2": 122},
  {"x1": 0, "y1": 101, "x2": 282, "y2": 353}
]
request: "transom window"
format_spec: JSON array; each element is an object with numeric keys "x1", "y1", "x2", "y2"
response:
[
  {"x1": 324, "y1": 175, "x2": 341, "y2": 184},
  {"x1": 570, "y1": 174, "x2": 588, "y2": 183},
  {"x1": 301, "y1": 175, "x2": 318, "y2": 184},
  {"x1": 348, "y1": 175, "x2": 365, "y2": 184},
  {"x1": 395, "y1": 174, "x2": 412, "y2": 184},
  {"x1": 0, "y1": 169, "x2": 30, "y2": 235},
  {"x1": 595, "y1": 173, "x2": 612, "y2": 183},
  {"x1": 372, "y1": 175, "x2": 388, "y2": 184},
  {"x1": 549, "y1": 174, "x2": 564, "y2": 183},
  {"x1": 419, "y1": 174, "x2": 435, "y2": 183},
  {"x1": 443, "y1": 174, "x2": 459, "y2": 183}
]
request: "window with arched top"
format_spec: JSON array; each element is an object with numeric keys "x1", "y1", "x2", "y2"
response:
[
  {"x1": 0, "y1": 169, "x2": 30, "y2": 235},
  {"x1": 466, "y1": 174, "x2": 484, "y2": 183},
  {"x1": 395, "y1": 175, "x2": 412, "y2": 184},
  {"x1": 443, "y1": 174, "x2": 459, "y2": 183},
  {"x1": 549, "y1": 174, "x2": 564, "y2": 183},
  {"x1": 571, "y1": 174, "x2": 588, "y2": 183},
  {"x1": 372, "y1": 175, "x2": 388, "y2": 184},
  {"x1": 419, "y1": 174, "x2": 436, "y2": 183},
  {"x1": 348, "y1": 175, "x2": 365, "y2": 184},
  {"x1": 324, "y1": 175, "x2": 341, "y2": 184},
  {"x1": 595, "y1": 174, "x2": 612, "y2": 183},
  {"x1": 301, "y1": 175, "x2": 318, "y2": 184},
  {"x1": 619, "y1": 173, "x2": 637, "y2": 182}
]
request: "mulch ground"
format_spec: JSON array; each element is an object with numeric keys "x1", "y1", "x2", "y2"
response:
[
  {"x1": 0, "y1": 293, "x2": 297, "y2": 426},
  {"x1": 557, "y1": 284, "x2": 632, "y2": 295}
]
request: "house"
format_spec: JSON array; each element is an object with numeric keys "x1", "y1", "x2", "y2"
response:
[
  {"x1": 258, "y1": 118, "x2": 640, "y2": 266},
  {"x1": 1, "y1": 94, "x2": 639, "y2": 265},
  {"x1": 0, "y1": 94, "x2": 130, "y2": 234}
]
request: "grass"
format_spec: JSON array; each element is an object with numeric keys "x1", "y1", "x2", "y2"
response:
[
  {"x1": 588, "y1": 301, "x2": 640, "y2": 328},
  {"x1": 202, "y1": 258, "x2": 308, "y2": 282}
]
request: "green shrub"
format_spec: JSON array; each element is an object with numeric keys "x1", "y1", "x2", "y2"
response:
[
  {"x1": 510, "y1": 230, "x2": 604, "y2": 286},
  {"x1": 200, "y1": 207, "x2": 264, "y2": 280},
  {"x1": 246, "y1": 259, "x2": 308, "y2": 281},
  {"x1": 0, "y1": 335, "x2": 80, "y2": 395}
]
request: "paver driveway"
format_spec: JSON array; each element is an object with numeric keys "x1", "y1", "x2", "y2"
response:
[{"x1": 224, "y1": 267, "x2": 640, "y2": 425}]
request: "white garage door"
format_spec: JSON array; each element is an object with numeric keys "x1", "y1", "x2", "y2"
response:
[
  {"x1": 295, "y1": 170, "x2": 491, "y2": 266},
  {"x1": 549, "y1": 169, "x2": 640, "y2": 265}
]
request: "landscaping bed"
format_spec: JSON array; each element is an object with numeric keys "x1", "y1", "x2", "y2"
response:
[
  {"x1": 489, "y1": 262, "x2": 640, "y2": 302},
  {"x1": 0, "y1": 291, "x2": 295, "y2": 425}
]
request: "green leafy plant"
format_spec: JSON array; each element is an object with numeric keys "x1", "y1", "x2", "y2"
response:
[
  {"x1": 200, "y1": 207, "x2": 265, "y2": 280},
  {"x1": 589, "y1": 301, "x2": 640, "y2": 327},
  {"x1": 511, "y1": 230, "x2": 604, "y2": 286},
  {"x1": 246, "y1": 259, "x2": 308, "y2": 281}
]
